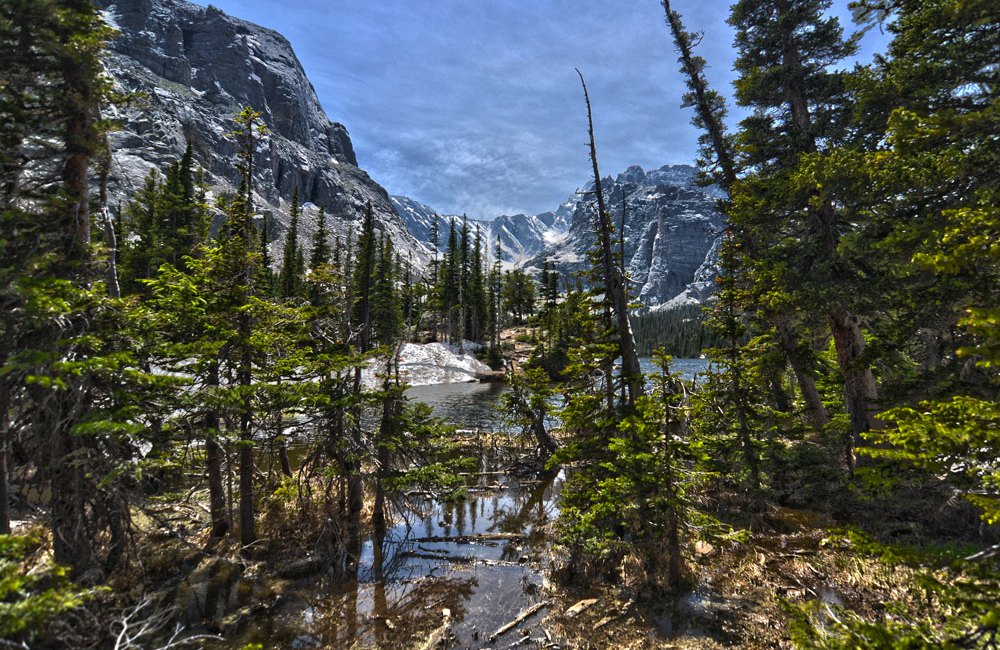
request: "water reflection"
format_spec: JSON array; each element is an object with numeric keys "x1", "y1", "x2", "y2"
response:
[
  {"x1": 406, "y1": 357, "x2": 710, "y2": 436},
  {"x1": 204, "y1": 360, "x2": 708, "y2": 648}
]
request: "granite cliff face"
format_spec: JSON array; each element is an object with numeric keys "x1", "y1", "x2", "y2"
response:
[
  {"x1": 396, "y1": 164, "x2": 723, "y2": 308},
  {"x1": 558, "y1": 165, "x2": 724, "y2": 309},
  {"x1": 96, "y1": 0, "x2": 424, "y2": 261}
]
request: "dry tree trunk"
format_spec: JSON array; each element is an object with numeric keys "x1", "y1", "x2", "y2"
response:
[{"x1": 577, "y1": 69, "x2": 644, "y2": 408}]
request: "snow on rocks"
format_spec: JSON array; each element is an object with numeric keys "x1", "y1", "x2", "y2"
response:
[
  {"x1": 398, "y1": 342, "x2": 493, "y2": 386},
  {"x1": 361, "y1": 342, "x2": 493, "y2": 387}
]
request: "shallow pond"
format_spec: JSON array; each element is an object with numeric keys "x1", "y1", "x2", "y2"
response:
[
  {"x1": 191, "y1": 359, "x2": 709, "y2": 648},
  {"x1": 194, "y1": 459, "x2": 561, "y2": 649}
]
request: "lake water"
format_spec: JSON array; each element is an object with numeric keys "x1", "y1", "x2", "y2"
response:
[
  {"x1": 203, "y1": 358, "x2": 711, "y2": 648},
  {"x1": 407, "y1": 357, "x2": 711, "y2": 434}
]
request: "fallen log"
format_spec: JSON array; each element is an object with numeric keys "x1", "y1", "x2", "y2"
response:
[
  {"x1": 417, "y1": 608, "x2": 452, "y2": 650},
  {"x1": 411, "y1": 532, "x2": 522, "y2": 543},
  {"x1": 564, "y1": 598, "x2": 598, "y2": 618},
  {"x1": 400, "y1": 551, "x2": 477, "y2": 564},
  {"x1": 489, "y1": 601, "x2": 548, "y2": 642}
]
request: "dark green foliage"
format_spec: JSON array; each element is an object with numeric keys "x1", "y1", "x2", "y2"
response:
[
  {"x1": 554, "y1": 352, "x2": 703, "y2": 590},
  {"x1": 632, "y1": 304, "x2": 721, "y2": 357},
  {"x1": 371, "y1": 235, "x2": 403, "y2": 346},
  {"x1": 118, "y1": 149, "x2": 211, "y2": 294},
  {"x1": 0, "y1": 0, "x2": 138, "y2": 579},
  {"x1": 278, "y1": 186, "x2": 306, "y2": 299},
  {"x1": 501, "y1": 269, "x2": 536, "y2": 325}
]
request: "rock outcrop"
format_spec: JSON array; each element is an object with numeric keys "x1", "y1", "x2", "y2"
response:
[
  {"x1": 536, "y1": 164, "x2": 724, "y2": 308},
  {"x1": 96, "y1": 0, "x2": 425, "y2": 262},
  {"x1": 396, "y1": 164, "x2": 724, "y2": 308}
]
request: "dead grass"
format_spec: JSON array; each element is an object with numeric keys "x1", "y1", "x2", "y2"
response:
[{"x1": 541, "y1": 505, "x2": 935, "y2": 649}]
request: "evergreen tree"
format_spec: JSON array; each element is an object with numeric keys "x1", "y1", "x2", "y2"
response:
[
  {"x1": 352, "y1": 202, "x2": 377, "y2": 351},
  {"x1": 501, "y1": 269, "x2": 536, "y2": 324},
  {"x1": 258, "y1": 211, "x2": 275, "y2": 295},
  {"x1": 728, "y1": 0, "x2": 877, "y2": 466},
  {"x1": 309, "y1": 205, "x2": 330, "y2": 271},
  {"x1": 224, "y1": 106, "x2": 269, "y2": 549},
  {"x1": 279, "y1": 186, "x2": 305, "y2": 299},
  {"x1": 371, "y1": 235, "x2": 403, "y2": 346},
  {"x1": 0, "y1": 0, "x2": 131, "y2": 577},
  {"x1": 440, "y1": 218, "x2": 461, "y2": 342},
  {"x1": 663, "y1": 0, "x2": 830, "y2": 431},
  {"x1": 466, "y1": 225, "x2": 486, "y2": 343},
  {"x1": 577, "y1": 70, "x2": 644, "y2": 407}
]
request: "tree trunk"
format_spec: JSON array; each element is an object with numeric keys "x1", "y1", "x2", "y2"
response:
[
  {"x1": 205, "y1": 364, "x2": 229, "y2": 538},
  {"x1": 277, "y1": 438, "x2": 292, "y2": 478},
  {"x1": 48, "y1": 400, "x2": 99, "y2": 579},
  {"x1": 238, "y1": 435, "x2": 255, "y2": 549},
  {"x1": 829, "y1": 306, "x2": 879, "y2": 469},
  {"x1": 237, "y1": 316, "x2": 255, "y2": 550},
  {"x1": 661, "y1": 0, "x2": 738, "y2": 188},
  {"x1": 775, "y1": 315, "x2": 828, "y2": 428},
  {"x1": 531, "y1": 408, "x2": 559, "y2": 457},
  {"x1": 60, "y1": 41, "x2": 92, "y2": 261},
  {"x1": 577, "y1": 69, "x2": 644, "y2": 407},
  {"x1": 0, "y1": 388, "x2": 10, "y2": 536}
]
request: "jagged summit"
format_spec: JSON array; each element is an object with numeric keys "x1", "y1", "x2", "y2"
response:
[
  {"x1": 390, "y1": 196, "x2": 572, "y2": 267},
  {"x1": 395, "y1": 163, "x2": 724, "y2": 308},
  {"x1": 96, "y1": 0, "x2": 425, "y2": 262}
]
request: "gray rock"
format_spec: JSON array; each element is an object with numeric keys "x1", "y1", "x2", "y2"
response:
[
  {"x1": 391, "y1": 196, "x2": 570, "y2": 266},
  {"x1": 525, "y1": 164, "x2": 724, "y2": 308},
  {"x1": 96, "y1": 0, "x2": 426, "y2": 266},
  {"x1": 395, "y1": 164, "x2": 723, "y2": 308}
]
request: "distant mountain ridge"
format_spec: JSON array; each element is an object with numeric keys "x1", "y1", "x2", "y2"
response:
[
  {"x1": 394, "y1": 164, "x2": 724, "y2": 309},
  {"x1": 390, "y1": 195, "x2": 572, "y2": 266}
]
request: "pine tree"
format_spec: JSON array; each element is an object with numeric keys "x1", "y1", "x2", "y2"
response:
[
  {"x1": 440, "y1": 218, "x2": 461, "y2": 343},
  {"x1": 728, "y1": 0, "x2": 876, "y2": 467},
  {"x1": 372, "y1": 235, "x2": 403, "y2": 345},
  {"x1": 0, "y1": 0, "x2": 131, "y2": 577},
  {"x1": 352, "y1": 202, "x2": 377, "y2": 351},
  {"x1": 577, "y1": 70, "x2": 644, "y2": 407},
  {"x1": 309, "y1": 205, "x2": 330, "y2": 271},
  {"x1": 224, "y1": 106, "x2": 269, "y2": 550},
  {"x1": 258, "y1": 211, "x2": 275, "y2": 295},
  {"x1": 466, "y1": 225, "x2": 486, "y2": 343},
  {"x1": 279, "y1": 186, "x2": 305, "y2": 299}
]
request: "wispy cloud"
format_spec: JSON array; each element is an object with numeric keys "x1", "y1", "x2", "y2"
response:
[{"x1": 193, "y1": 0, "x2": 888, "y2": 218}]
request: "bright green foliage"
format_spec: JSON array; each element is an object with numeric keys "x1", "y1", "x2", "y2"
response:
[
  {"x1": 768, "y1": 0, "x2": 1000, "y2": 643},
  {"x1": 852, "y1": 0, "x2": 999, "y2": 520},
  {"x1": 873, "y1": 397, "x2": 999, "y2": 524},
  {"x1": 555, "y1": 352, "x2": 701, "y2": 589},
  {"x1": 785, "y1": 530, "x2": 1000, "y2": 649},
  {"x1": 373, "y1": 393, "x2": 471, "y2": 496},
  {"x1": 0, "y1": 535, "x2": 92, "y2": 642}
]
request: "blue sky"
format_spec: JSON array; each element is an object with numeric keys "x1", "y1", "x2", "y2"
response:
[{"x1": 191, "y1": 1, "x2": 888, "y2": 219}]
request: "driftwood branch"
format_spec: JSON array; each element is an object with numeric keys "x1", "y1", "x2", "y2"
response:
[{"x1": 489, "y1": 601, "x2": 548, "y2": 642}]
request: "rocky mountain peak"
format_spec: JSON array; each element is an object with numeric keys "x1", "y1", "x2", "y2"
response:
[
  {"x1": 395, "y1": 163, "x2": 724, "y2": 309},
  {"x1": 96, "y1": 0, "x2": 425, "y2": 263}
]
